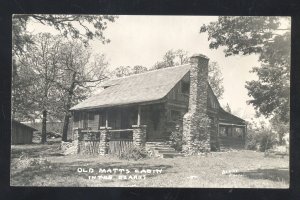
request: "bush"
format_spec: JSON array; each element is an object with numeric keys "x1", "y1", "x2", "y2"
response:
[
  {"x1": 169, "y1": 124, "x2": 184, "y2": 151},
  {"x1": 13, "y1": 152, "x2": 51, "y2": 170},
  {"x1": 245, "y1": 129, "x2": 277, "y2": 152},
  {"x1": 119, "y1": 147, "x2": 148, "y2": 160}
]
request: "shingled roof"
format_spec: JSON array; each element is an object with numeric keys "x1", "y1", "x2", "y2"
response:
[
  {"x1": 218, "y1": 108, "x2": 246, "y2": 125},
  {"x1": 70, "y1": 64, "x2": 191, "y2": 110}
]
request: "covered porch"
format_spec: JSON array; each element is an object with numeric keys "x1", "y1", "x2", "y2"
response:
[
  {"x1": 71, "y1": 103, "x2": 167, "y2": 155},
  {"x1": 218, "y1": 109, "x2": 247, "y2": 150}
]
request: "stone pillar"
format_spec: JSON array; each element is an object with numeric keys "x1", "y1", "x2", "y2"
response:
[
  {"x1": 73, "y1": 128, "x2": 82, "y2": 153},
  {"x1": 61, "y1": 128, "x2": 81, "y2": 155},
  {"x1": 99, "y1": 127, "x2": 111, "y2": 155},
  {"x1": 183, "y1": 54, "x2": 211, "y2": 154},
  {"x1": 132, "y1": 125, "x2": 147, "y2": 148}
]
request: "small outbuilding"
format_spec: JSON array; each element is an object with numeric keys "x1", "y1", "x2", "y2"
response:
[{"x1": 11, "y1": 119, "x2": 37, "y2": 144}]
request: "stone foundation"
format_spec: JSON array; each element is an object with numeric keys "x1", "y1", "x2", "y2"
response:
[{"x1": 132, "y1": 125, "x2": 147, "y2": 148}]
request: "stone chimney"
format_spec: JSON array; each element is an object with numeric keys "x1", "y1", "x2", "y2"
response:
[{"x1": 182, "y1": 54, "x2": 211, "y2": 154}]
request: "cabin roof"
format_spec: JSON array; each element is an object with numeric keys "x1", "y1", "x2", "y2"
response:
[
  {"x1": 70, "y1": 63, "x2": 246, "y2": 125},
  {"x1": 70, "y1": 64, "x2": 191, "y2": 110},
  {"x1": 219, "y1": 109, "x2": 246, "y2": 125},
  {"x1": 12, "y1": 119, "x2": 38, "y2": 131}
]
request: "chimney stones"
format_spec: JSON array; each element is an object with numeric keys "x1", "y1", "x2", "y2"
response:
[{"x1": 182, "y1": 54, "x2": 211, "y2": 154}]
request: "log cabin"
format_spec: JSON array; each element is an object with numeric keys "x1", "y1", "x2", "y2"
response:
[{"x1": 69, "y1": 54, "x2": 247, "y2": 155}]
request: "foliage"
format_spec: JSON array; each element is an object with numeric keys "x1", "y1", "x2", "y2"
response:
[
  {"x1": 119, "y1": 146, "x2": 148, "y2": 160},
  {"x1": 152, "y1": 49, "x2": 224, "y2": 99},
  {"x1": 169, "y1": 124, "x2": 185, "y2": 151},
  {"x1": 208, "y1": 62, "x2": 224, "y2": 99},
  {"x1": 245, "y1": 121, "x2": 277, "y2": 152},
  {"x1": 12, "y1": 14, "x2": 116, "y2": 140},
  {"x1": 152, "y1": 49, "x2": 189, "y2": 69},
  {"x1": 54, "y1": 40, "x2": 108, "y2": 141},
  {"x1": 110, "y1": 65, "x2": 148, "y2": 78},
  {"x1": 270, "y1": 115, "x2": 289, "y2": 145},
  {"x1": 13, "y1": 152, "x2": 51, "y2": 170},
  {"x1": 225, "y1": 103, "x2": 232, "y2": 113},
  {"x1": 131, "y1": 65, "x2": 148, "y2": 75},
  {"x1": 12, "y1": 33, "x2": 109, "y2": 142},
  {"x1": 200, "y1": 16, "x2": 290, "y2": 122},
  {"x1": 111, "y1": 66, "x2": 132, "y2": 77},
  {"x1": 12, "y1": 14, "x2": 117, "y2": 54},
  {"x1": 14, "y1": 33, "x2": 64, "y2": 143}
]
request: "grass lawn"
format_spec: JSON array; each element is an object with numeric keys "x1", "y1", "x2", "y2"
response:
[{"x1": 10, "y1": 143, "x2": 289, "y2": 188}]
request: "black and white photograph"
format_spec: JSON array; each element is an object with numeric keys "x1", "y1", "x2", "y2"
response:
[{"x1": 10, "y1": 15, "x2": 290, "y2": 188}]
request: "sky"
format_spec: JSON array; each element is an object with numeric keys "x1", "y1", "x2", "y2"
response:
[{"x1": 27, "y1": 15, "x2": 269, "y2": 122}]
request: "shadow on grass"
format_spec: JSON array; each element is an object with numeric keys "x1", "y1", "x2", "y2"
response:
[{"x1": 232, "y1": 167, "x2": 289, "y2": 183}]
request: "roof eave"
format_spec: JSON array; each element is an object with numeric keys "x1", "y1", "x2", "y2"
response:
[{"x1": 70, "y1": 98, "x2": 167, "y2": 111}]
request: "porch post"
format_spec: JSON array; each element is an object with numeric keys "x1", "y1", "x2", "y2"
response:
[
  {"x1": 99, "y1": 126, "x2": 111, "y2": 155},
  {"x1": 132, "y1": 125, "x2": 147, "y2": 148},
  {"x1": 105, "y1": 110, "x2": 108, "y2": 128},
  {"x1": 137, "y1": 105, "x2": 141, "y2": 126},
  {"x1": 132, "y1": 105, "x2": 146, "y2": 148}
]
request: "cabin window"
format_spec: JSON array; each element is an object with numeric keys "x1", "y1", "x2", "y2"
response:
[
  {"x1": 170, "y1": 110, "x2": 181, "y2": 122},
  {"x1": 181, "y1": 82, "x2": 190, "y2": 94}
]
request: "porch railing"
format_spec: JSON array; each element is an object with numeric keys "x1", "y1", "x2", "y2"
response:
[
  {"x1": 77, "y1": 128, "x2": 134, "y2": 155},
  {"x1": 78, "y1": 130, "x2": 101, "y2": 155},
  {"x1": 108, "y1": 129, "x2": 134, "y2": 156}
]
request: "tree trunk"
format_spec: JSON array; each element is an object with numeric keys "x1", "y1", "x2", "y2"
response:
[
  {"x1": 61, "y1": 72, "x2": 76, "y2": 142},
  {"x1": 41, "y1": 110, "x2": 47, "y2": 144},
  {"x1": 278, "y1": 132, "x2": 283, "y2": 145},
  {"x1": 62, "y1": 112, "x2": 70, "y2": 141}
]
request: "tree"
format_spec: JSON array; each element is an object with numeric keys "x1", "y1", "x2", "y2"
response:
[
  {"x1": 131, "y1": 65, "x2": 148, "y2": 75},
  {"x1": 110, "y1": 65, "x2": 148, "y2": 78},
  {"x1": 225, "y1": 103, "x2": 232, "y2": 113},
  {"x1": 53, "y1": 41, "x2": 108, "y2": 141},
  {"x1": 12, "y1": 15, "x2": 116, "y2": 142},
  {"x1": 152, "y1": 49, "x2": 189, "y2": 70},
  {"x1": 111, "y1": 66, "x2": 132, "y2": 78},
  {"x1": 200, "y1": 16, "x2": 290, "y2": 122},
  {"x1": 208, "y1": 61, "x2": 224, "y2": 99},
  {"x1": 12, "y1": 56, "x2": 38, "y2": 121},
  {"x1": 13, "y1": 33, "x2": 109, "y2": 142},
  {"x1": 12, "y1": 14, "x2": 117, "y2": 54},
  {"x1": 151, "y1": 49, "x2": 224, "y2": 99},
  {"x1": 270, "y1": 115, "x2": 289, "y2": 145},
  {"x1": 17, "y1": 33, "x2": 62, "y2": 143}
]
